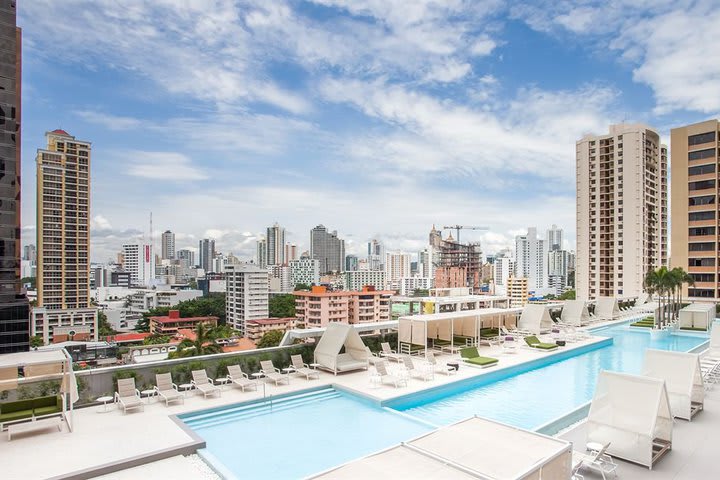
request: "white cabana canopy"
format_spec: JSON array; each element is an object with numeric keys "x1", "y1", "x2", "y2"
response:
[
  {"x1": 560, "y1": 300, "x2": 590, "y2": 326},
  {"x1": 595, "y1": 297, "x2": 620, "y2": 320},
  {"x1": 710, "y1": 328, "x2": 720, "y2": 357},
  {"x1": 313, "y1": 323, "x2": 368, "y2": 374},
  {"x1": 587, "y1": 370, "x2": 673, "y2": 468},
  {"x1": 642, "y1": 349, "x2": 704, "y2": 421},
  {"x1": 678, "y1": 303, "x2": 714, "y2": 332},
  {"x1": 310, "y1": 416, "x2": 572, "y2": 480},
  {"x1": 517, "y1": 304, "x2": 554, "y2": 334},
  {"x1": 637, "y1": 292, "x2": 650, "y2": 305}
]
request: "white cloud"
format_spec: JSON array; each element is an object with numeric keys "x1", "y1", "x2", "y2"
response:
[
  {"x1": 470, "y1": 36, "x2": 497, "y2": 56},
  {"x1": 126, "y1": 151, "x2": 209, "y2": 181},
  {"x1": 423, "y1": 59, "x2": 472, "y2": 83},
  {"x1": 75, "y1": 110, "x2": 142, "y2": 130},
  {"x1": 91, "y1": 215, "x2": 112, "y2": 231}
]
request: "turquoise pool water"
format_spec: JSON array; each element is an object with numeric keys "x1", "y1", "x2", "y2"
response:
[{"x1": 181, "y1": 322, "x2": 708, "y2": 479}]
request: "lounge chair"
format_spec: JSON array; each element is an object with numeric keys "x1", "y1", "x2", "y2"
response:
[
  {"x1": 154, "y1": 373, "x2": 184, "y2": 406},
  {"x1": 191, "y1": 369, "x2": 221, "y2": 398},
  {"x1": 365, "y1": 347, "x2": 383, "y2": 366},
  {"x1": 426, "y1": 351, "x2": 456, "y2": 375},
  {"x1": 260, "y1": 360, "x2": 290, "y2": 385},
  {"x1": 502, "y1": 335, "x2": 518, "y2": 353},
  {"x1": 291, "y1": 355, "x2": 320, "y2": 380},
  {"x1": 524, "y1": 335, "x2": 558, "y2": 351},
  {"x1": 402, "y1": 355, "x2": 433, "y2": 381},
  {"x1": 226, "y1": 365, "x2": 258, "y2": 392},
  {"x1": 115, "y1": 378, "x2": 144, "y2": 413},
  {"x1": 459, "y1": 347, "x2": 499, "y2": 368},
  {"x1": 375, "y1": 360, "x2": 407, "y2": 388},
  {"x1": 572, "y1": 443, "x2": 617, "y2": 480},
  {"x1": 380, "y1": 342, "x2": 404, "y2": 362}
]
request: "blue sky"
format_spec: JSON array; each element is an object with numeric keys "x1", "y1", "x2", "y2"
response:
[{"x1": 18, "y1": 0, "x2": 720, "y2": 262}]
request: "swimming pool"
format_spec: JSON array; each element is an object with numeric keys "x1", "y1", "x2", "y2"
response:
[{"x1": 180, "y1": 322, "x2": 708, "y2": 479}]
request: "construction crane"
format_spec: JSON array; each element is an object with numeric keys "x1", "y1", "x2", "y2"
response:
[{"x1": 442, "y1": 225, "x2": 489, "y2": 244}]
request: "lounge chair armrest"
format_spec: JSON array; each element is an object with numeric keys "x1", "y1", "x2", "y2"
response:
[
  {"x1": 242, "y1": 373, "x2": 250, "y2": 380},
  {"x1": 274, "y1": 367, "x2": 281, "y2": 373},
  {"x1": 114, "y1": 392, "x2": 119, "y2": 402},
  {"x1": 303, "y1": 363, "x2": 311, "y2": 368},
  {"x1": 191, "y1": 380, "x2": 197, "y2": 387},
  {"x1": 207, "y1": 378, "x2": 215, "y2": 384},
  {"x1": 153, "y1": 386, "x2": 160, "y2": 393},
  {"x1": 135, "y1": 389, "x2": 141, "y2": 397},
  {"x1": 172, "y1": 383, "x2": 179, "y2": 391}
]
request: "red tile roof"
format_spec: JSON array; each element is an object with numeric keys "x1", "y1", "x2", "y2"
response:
[
  {"x1": 150, "y1": 315, "x2": 218, "y2": 324},
  {"x1": 176, "y1": 328, "x2": 197, "y2": 341},
  {"x1": 50, "y1": 129, "x2": 70, "y2": 136},
  {"x1": 222, "y1": 338, "x2": 256, "y2": 352},
  {"x1": 246, "y1": 318, "x2": 295, "y2": 326},
  {"x1": 105, "y1": 332, "x2": 150, "y2": 343}
]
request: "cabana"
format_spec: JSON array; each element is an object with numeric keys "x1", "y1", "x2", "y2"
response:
[
  {"x1": 0, "y1": 349, "x2": 78, "y2": 433},
  {"x1": 398, "y1": 308, "x2": 523, "y2": 356},
  {"x1": 595, "y1": 297, "x2": 620, "y2": 320},
  {"x1": 709, "y1": 328, "x2": 720, "y2": 357},
  {"x1": 310, "y1": 416, "x2": 572, "y2": 479},
  {"x1": 643, "y1": 349, "x2": 704, "y2": 421},
  {"x1": 517, "y1": 304, "x2": 554, "y2": 334},
  {"x1": 313, "y1": 323, "x2": 368, "y2": 375},
  {"x1": 587, "y1": 371, "x2": 672, "y2": 469},
  {"x1": 560, "y1": 300, "x2": 590, "y2": 326},
  {"x1": 678, "y1": 303, "x2": 714, "y2": 332}
]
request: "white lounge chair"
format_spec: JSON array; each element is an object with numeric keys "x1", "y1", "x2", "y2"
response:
[
  {"x1": 426, "y1": 351, "x2": 456, "y2": 375},
  {"x1": 572, "y1": 443, "x2": 617, "y2": 480},
  {"x1": 226, "y1": 365, "x2": 258, "y2": 392},
  {"x1": 375, "y1": 360, "x2": 407, "y2": 388},
  {"x1": 154, "y1": 373, "x2": 184, "y2": 406},
  {"x1": 365, "y1": 347, "x2": 383, "y2": 366},
  {"x1": 402, "y1": 356, "x2": 433, "y2": 381},
  {"x1": 115, "y1": 378, "x2": 144, "y2": 413},
  {"x1": 291, "y1": 355, "x2": 320, "y2": 380},
  {"x1": 191, "y1": 369, "x2": 221, "y2": 398},
  {"x1": 502, "y1": 335, "x2": 518, "y2": 353},
  {"x1": 380, "y1": 342, "x2": 404, "y2": 363},
  {"x1": 260, "y1": 360, "x2": 290, "y2": 385}
]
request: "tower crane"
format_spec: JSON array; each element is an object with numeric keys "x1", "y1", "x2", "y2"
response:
[{"x1": 442, "y1": 225, "x2": 489, "y2": 244}]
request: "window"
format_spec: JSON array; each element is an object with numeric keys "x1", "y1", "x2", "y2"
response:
[
  {"x1": 688, "y1": 148, "x2": 716, "y2": 161},
  {"x1": 688, "y1": 131, "x2": 716, "y2": 146},
  {"x1": 689, "y1": 242, "x2": 715, "y2": 252},
  {"x1": 690, "y1": 273, "x2": 715, "y2": 283},
  {"x1": 689, "y1": 164, "x2": 716, "y2": 176},
  {"x1": 689, "y1": 258, "x2": 716, "y2": 267},
  {"x1": 689, "y1": 227, "x2": 716, "y2": 236},
  {"x1": 689, "y1": 195, "x2": 715, "y2": 206},
  {"x1": 689, "y1": 211, "x2": 715, "y2": 221},
  {"x1": 689, "y1": 289, "x2": 715, "y2": 298},
  {"x1": 689, "y1": 179, "x2": 715, "y2": 191}
]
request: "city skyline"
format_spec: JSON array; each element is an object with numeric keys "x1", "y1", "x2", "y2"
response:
[{"x1": 15, "y1": 2, "x2": 718, "y2": 263}]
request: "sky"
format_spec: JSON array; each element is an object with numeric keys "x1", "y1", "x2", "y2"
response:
[{"x1": 18, "y1": 0, "x2": 720, "y2": 263}]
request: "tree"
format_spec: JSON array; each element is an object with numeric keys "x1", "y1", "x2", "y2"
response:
[
  {"x1": 256, "y1": 329, "x2": 284, "y2": 348},
  {"x1": 134, "y1": 295, "x2": 226, "y2": 332},
  {"x1": 21, "y1": 277, "x2": 36, "y2": 289},
  {"x1": 412, "y1": 289, "x2": 430, "y2": 297},
  {"x1": 29, "y1": 335, "x2": 43, "y2": 348},
  {"x1": 143, "y1": 334, "x2": 171, "y2": 345},
  {"x1": 269, "y1": 294, "x2": 295, "y2": 318},
  {"x1": 170, "y1": 322, "x2": 222, "y2": 358},
  {"x1": 558, "y1": 290, "x2": 576, "y2": 300},
  {"x1": 97, "y1": 311, "x2": 116, "y2": 338},
  {"x1": 294, "y1": 283, "x2": 311, "y2": 291},
  {"x1": 645, "y1": 267, "x2": 675, "y2": 328}
]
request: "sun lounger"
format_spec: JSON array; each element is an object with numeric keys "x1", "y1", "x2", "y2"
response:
[
  {"x1": 380, "y1": 342, "x2": 404, "y2": 362},
  {"x1": 115, "y1": 378, "x2": 144, "y2": 413},
  {"x1": 402, "y1": 356, "x2": 433, "y2": 381},
  {"x1": 572, "y1": 443, "x2": 617, "y2": 480},
  {"x1": 226, "y1": 365, "x2": 258, "y2": 392},
  {"x1": 154, "y1": 373, "x2": 184, "y2": 406},
  {"x1": 260, "y1": 360, "x2": 290, "y2": 385},
  {"x1": 374, "y1": 360, "x2": 407, "y2": 387},
  {"x1": 426, "y1": 351, "x2": 456, "y2": 375},
  {"x1": 365, "y1": 347, "x2": 383, "y2": 366},
  {"x1": 291, "y1": 354, "x2": 320, "y2": 380},
  {"x1": 459, "y1": 347, "x2": 499, "y2": 368},
  {"x1": 191, "y1": 369, "x2": 222, "y2": 398},
  {"x1": 524, "y1": 335, "x2": 558, "y2": 351}
]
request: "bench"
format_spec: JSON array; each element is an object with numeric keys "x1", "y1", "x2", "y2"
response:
[{"x1": 8, "y1": 417, "x2": 62, "y2": 441}]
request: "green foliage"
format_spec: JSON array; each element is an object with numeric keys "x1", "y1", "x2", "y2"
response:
[
  {"x1": 256, "y1": 329, "x2": 284, "y2": 348},
  {"x1": 21, "y1": 276, "x2": 36, "y2": 289},
  {"x1": 169, "y1": 322, "x2": 222, "y2": 358},
  {"x1": 362, "y1": 332, "x2": 398, "y2": 353},
  {"x1": 29, "y1": 335, "x2": 44, "y2": 348},
  {"x1": 269, "y1": 294, "x2": 295, "y2": 318},
  {"x1": 558, "y1": 290, "x2": 576, "y2": 300},
  {"x1": 294, "y1": 283, "x2": 311, "y2": 291},
  {"x1": 16, "y1": 380, "x2": 61, "y2": 400},
  {"x1": 135, "y1": 294, "x2": 226, "y2": 332},
  {"x1": 412, "y1": 289, "x2": 430, "y2": 297},
  {"x1": 143, "y1": 334, "x2": 171, "y2": 345},
  {"x1": 97, "y1": 310, "x2": 116, "y2": 337}
]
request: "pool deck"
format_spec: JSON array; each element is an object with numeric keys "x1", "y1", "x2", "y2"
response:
[{"x1": 0, "y1": 314, "x2": 707, "y2": 479}]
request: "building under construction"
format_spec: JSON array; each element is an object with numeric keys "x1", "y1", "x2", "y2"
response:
[{"x1": 429, "y1": 226, "x2": 483, "y2": 292}]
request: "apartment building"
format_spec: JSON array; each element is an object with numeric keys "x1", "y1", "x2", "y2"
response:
[
  {"x1": 290, "y1": 257, "x2": 320, "y2": 287},
  {"x1": 161, "y1": 230, "x2": 175, "y2": 260},
  {"x1": 399, "y1": 277, "x2": 434, "y2": 296},
  {"x1": 506, "y1": 276, "x2": 528, "y2": 308},
  {"x1": 515, "y1": 227, "x2": 546, "y2": 290},
  {"x1": 122, "y1": 243, "x2": 154, "y2": 287},
  {"x1": 266, "y1": 223, "x2": 285, "y2": 266},
  {"x1": 245, "y1": 317, "x2": 296, "y2": 343},
  {"x1": 385, "y1": 252, "x2": 412, "y2": 288},
  {"x1": 128, "y1": 288, "x2": 203, "y2": 311},
  {"x1": 576, "y1": 124, "x2": 667, "y2": 300},
  {"x1": 670, "y1": 119, "x2": 720, "y2": 299},
  {"x1": 344, "y1": 270, "x2": 386, "y2": 291},
  {"x1": 149, "y1": 310, "x2": 218, "y2": 336},
  {"x1": 293, "y1": 285, "x2": 392, "y2": 327},
  {"x1": 310, "y1": 225, "x2": 345, "y2": 274},
  {"x1": 198, "y1": 238, "x2": 216, "y2": 272},
  {"x1": 225, "y1": 264, "x2": 269, "y2": 335}
]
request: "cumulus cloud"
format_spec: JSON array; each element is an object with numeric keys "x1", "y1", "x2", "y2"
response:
[{"x1": 126, "y1": 151, "x2": 209, "y2": 181}]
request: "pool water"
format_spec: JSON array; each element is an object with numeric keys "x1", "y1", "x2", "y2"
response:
[{"x1": 181, "y1": 322, "x2": 707, "y2": 479}]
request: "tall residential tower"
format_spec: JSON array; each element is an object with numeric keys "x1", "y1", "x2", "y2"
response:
[
  {"x1": 266, "y1": 222, "x2": 285, "y2": 265},
  {"x1": 161, "y1": 230, "x2": 175, "y2": 260}
]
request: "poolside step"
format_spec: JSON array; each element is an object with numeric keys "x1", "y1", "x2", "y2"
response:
[{"x1": 184, "y1": 388, "x2": 341, "y2": 429}]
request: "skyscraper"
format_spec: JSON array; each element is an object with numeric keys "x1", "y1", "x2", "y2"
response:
[
  {"x1": 198, "y1": 238, "x2": 215, "y2": 273},
  {"x1": 367, "y1": 239, "x2": 385, "y2": 270},
  {"x1": 0, "y1": 2, "x2": 28, "y2": 353},
  {"x1": 310, "y1": 225, "x2": 345, "y2": 274},
  {"x1": 546, "y1": 224, "x2": 563, "y2": 251},
  {"x1": 266, "y1": 222, "x2": 285, "y2": 265},
  {"x1": 161, "y1": 230, "x2": 175, "y2": 260},
  {"x1": 285, "y1": 243, "x2": 297, "y2": 263},
  {"x1": 576, "y1": 124, "x2": 667, "y2": 300},
  {"x1": 514, "y1": 227, "x2": 546, "y2": 291},
  {"x1": 670, "y1": 119, "x2": 720, "y2": 300},
  {"x1": 225, "y1": 264, "x2": 269, "y2": 336},
  {"x1": 256, "y1": 237, "x2": 267, "y2": 269},
  {"x1": 122, "y1": 243, "x2": 155, "y2": 286},
  {"x1": 177, "y1": 249, "x2": 195, "y2": 269},
  {"x1": 33, "y1": 129, "x2": 97, "y2": 344},
  {"x1": 385, "y1": 251, "x2": 411, "y2": 287}
]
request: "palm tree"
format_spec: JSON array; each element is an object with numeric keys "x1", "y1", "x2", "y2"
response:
[
  {"x1": 645, "y1": 267, "x2": 673, "y2": 328},
  {"x1": 176, "y1": 322, "x2": 222, "y2": 357},
  {"x1": 671, "y1": 267, "x2": 694, "y2": 321}
]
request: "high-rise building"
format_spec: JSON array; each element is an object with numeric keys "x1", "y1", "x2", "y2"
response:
[
  {"x1": 310, "y1": 224, "x2": 345, "y2": 274},
  {"x1": 23, "y1": 244, "x2": 36, "y2": 264},
  {"x1": 670, "y1": 119, "x2": 720, "y2": 300},
  {"x1": 546, "y1": 224, "x2": 563, "y2": 251},
  {"x1": 506, "y1": 276, "x2": 528, "y2": 308},
  {"x1": 177, "y1": 249, "x2": 195, "y2": 269},
  {"x1": 161, "y1": 230, "x2": 175, "y2": 260},
  {"x1": 285, "y1": 243, "x2": 297, "y2": 263},
  {"x1": 225, "y1": 264, "x2": 269, "y2": 335},
  {"x1": 493, "y1": 249, "x2": 515, "y2": 288},
  {"x1": 548, "y1": 249, "x2": 570, "y2": 295},
  {"x1": 266, "y1": 222, "x2": 285, "y2": 265},
  {"x1": 290, "y1": 257, "x2": 320, "y2": 287},
  {"x1": 122, "y1": 243, "x2": 155, "y2": 286},
  {"x1": 418, "y1": 248, "x2": 435, "y2": 279},
  {"x1": 267, "y1": 264, "x2": 292, "y2": 293},
  {"x1": 345, "y1": 254, "x2": 359, "y2": 272},
  {"x1": 515, "y1": 227, "x2": 546, "y2": 291},
  {"x1": 256, "y1": 237, "x2": 267, "y2": 269},
  {"x1": 0, "y1": 3, "x2": 28, "y2": 353},
  {"x1": 576, "y1": 124, "x2": 667, "y2": 300},
  {"x1": 367, "y1": 239, "x2": 385, "y2": 270},
  {"x1": 385, "y1": 251, "x2": 412, "y2": 287},
  {"x1": 198, "y1": 238, "x2": 215, "y2": 273},
  {"x1": 34, "y1": 129, "x2": 97, "y2": 345},
  {"x1": 344, "y1": 270, "x2": 386, "y2": 291}
]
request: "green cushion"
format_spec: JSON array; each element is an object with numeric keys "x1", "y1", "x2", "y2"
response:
[
  {"x1": 32, "y1": 395, "x2": 59, "y2": 409},
  {"x1": 1, "y1": 399, "x2": 34, "y2": 413},
  {"x1": 460, "y1": 347, "x2": 480, "y2": 359},
  {"x1": 524, "y1": 336, "x2": 540, "y2": 346},
  {"x1": 480, "y1": 329, "x2": 499, "y2": 338},
  {"x1": 432, "y1": 338, "x2": 451, "y2": 346},
  {"x1": 464, "y1": 356, "x2": 499, "y2": 366},
  {"x1": 34, "y1": 405, "x2": 62, "y2": 417},
  {"x1": 0, "y1": 409, "x2": 33, "y2": 422},
  {"x1": 680, "y1": 326, "x2": 707, "y2": 331},
  {"x1": 534, "y1": 343, "x2": 558, "y2": 350}
]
